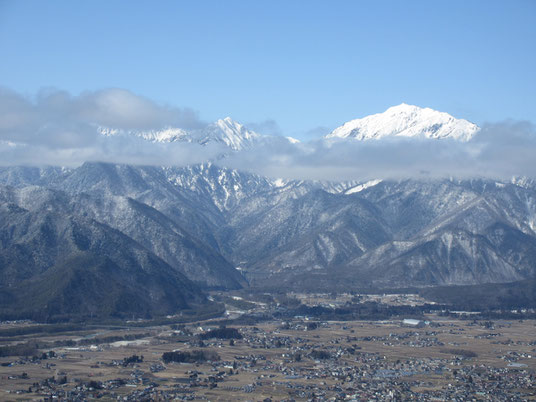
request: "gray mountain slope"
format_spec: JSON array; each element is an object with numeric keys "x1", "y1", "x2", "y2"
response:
[
  {"x1": 231, "y1": 190, "x2": 391, "y2": 274},
  {"x1": 227, "y1": 177, "x2": 536, "y2": 287},
  {"x1": 0, "y1": 184, "x2": 244, "y2": 289},
  {"x1": 0, "y1": 191, "x2": 208, "y2": 320},
  {"x1": 345, "y1": 225, "x2": 534, "y2": 287},
  {"x1": 73, "y1": 194, "x2": 246, "y2": 288}
]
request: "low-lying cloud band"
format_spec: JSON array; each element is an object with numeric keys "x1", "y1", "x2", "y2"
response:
[
  {"x1": 224, "y1": 121, "x2": 536, "y2": 181},
  {"x1": 1, "y1": 87, "x2": 535, "y2": 181}
]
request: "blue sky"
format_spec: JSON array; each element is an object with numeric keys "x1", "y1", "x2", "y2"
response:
[{"x1": 0, "y1": 0, "x2": 534, "y2": 139}]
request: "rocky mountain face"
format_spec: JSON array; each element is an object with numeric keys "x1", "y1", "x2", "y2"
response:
[
  {"x1": 230, "y1": 177, "x2": 536, "y2": 288},
  {"x1": 1, "y1": 164, "x2": 535, "y2": 293}
]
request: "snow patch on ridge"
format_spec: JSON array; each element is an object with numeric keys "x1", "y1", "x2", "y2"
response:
[
  {"x1": 345, "y1": 179, "x2": 382, "y2": 194},
  {"x1": 273, "y1": 178, "x2": 287, "y2": 187},
  {"x1": 285, "y1": 136, "x2": 300, "y2": 144}
]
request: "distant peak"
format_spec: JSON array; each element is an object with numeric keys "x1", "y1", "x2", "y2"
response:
[
  {"x1": 326, "y1": 104, "x2": 479, "y2": 142},
  {"x1": 197, "y1": 117, "x2": 259, "y2": 151},
  {"x1": 215, "y1": 117, "x2": 242, "y2": 129}
]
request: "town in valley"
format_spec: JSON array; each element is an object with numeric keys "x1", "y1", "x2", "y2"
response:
[{"x1": 1, "y1": 292, "x2": 534, "y2": 401}]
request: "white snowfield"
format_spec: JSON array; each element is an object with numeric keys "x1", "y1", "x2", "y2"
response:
[
  {"x1": 345, "y1": 179, "x2": 383, "y2": 195},
  {"x1": 326, "y1": 103, "x2": 480, "y2": 142}
]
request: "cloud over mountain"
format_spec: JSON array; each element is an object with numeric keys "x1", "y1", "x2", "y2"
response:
[
  {"x1": 1, "y1": 88, "x2": 535, "y2": 181},
  {"x1": 224, "y1": 120, "x2": 536, "y2": 181},
  {"x1": 0, "y1": 87, "x2": 204, "y2": 145}
]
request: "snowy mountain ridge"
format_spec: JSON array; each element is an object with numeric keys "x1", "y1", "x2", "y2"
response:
[
  {"x1": 99, "y1": 117, "x2": 261, "y2": 151},
  {"x1": 326, "y1": 103, "x2": 480, "y2": 142}
]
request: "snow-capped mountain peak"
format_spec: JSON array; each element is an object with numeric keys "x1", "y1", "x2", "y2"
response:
[
  {"x1": 196, "y1": 117, "x2": 260, "y2": 150},
  {"x1": 326, "y1": 103, "x2": 480, "y2": 142}
]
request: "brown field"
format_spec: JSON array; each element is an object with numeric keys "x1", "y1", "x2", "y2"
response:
[{"x1": 0, "y1": 309, "x2": 535, "y2": 400}]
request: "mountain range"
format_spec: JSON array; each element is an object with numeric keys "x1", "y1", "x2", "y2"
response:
[
  {"x1": 99, "y1": 116, "x2": 298, "y2": 151},
  {"x1": 1, "y1": 104, "x2": 534, "y2": 319},
  {"x1": 97, "y1": 103, "x2": 478, "y2": 150}
]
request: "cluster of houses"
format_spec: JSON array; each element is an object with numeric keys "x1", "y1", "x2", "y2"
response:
[{"x1": 1, "y1": 305, "x2": 535, "y2": 400}]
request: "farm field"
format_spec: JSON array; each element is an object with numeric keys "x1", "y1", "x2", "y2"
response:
[{"x1": 0, "y1": 306, "x2": 534, "y2": 400}]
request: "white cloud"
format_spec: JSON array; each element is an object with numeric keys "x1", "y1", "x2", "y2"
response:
[
  {"x1": 222, "y1": 121, "x2": 536, "y2": 181},
  {"x1": 1, "y1": 87, "x2": 535, "y2": 181},
  {"x1": 0, "y1": 87, "x2": 205, "y2": 148}
]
